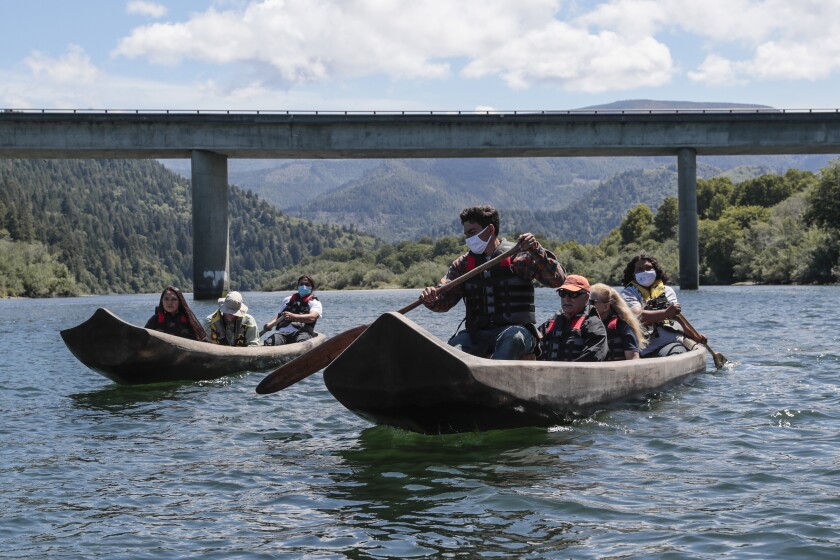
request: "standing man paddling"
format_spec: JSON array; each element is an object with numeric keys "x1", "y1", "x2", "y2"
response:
[{"x1": 420, "y1": 205, "x2": 567, "y2": 359}]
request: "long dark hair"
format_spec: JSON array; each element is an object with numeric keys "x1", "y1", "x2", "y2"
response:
[
  {"x1": 621, "y1": 253, "x2": 670, "y2": 286},
  {"x1": 158, "y1": 286, "x2": 208, "y2": 342}
]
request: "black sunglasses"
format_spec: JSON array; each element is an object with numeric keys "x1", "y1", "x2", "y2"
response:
[{"x1": 558, "y1": 289, "x2": 587, "y2": 299}]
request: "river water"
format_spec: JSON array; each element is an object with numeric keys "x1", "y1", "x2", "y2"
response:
[{"x1": 1, "y1": 286, "x2": 838, "y2": 559}]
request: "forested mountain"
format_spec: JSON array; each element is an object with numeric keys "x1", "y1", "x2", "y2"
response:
[
  {"x1": 262, "y1": 162, "x2": 840, "y2": 291},
  {"x1": 161, "y1": 154, "x2": 835, "y2": 242},
  {"x1": 157, "y1": 99, "x2": 837, "y2": 242},
  {"x1": 283, "y1": 155, "x2": 835, "y2": 241},
  {"x1": 0, "y1": 159, "x2": 378, "y2": 296},
  {"x1": 161, "y1": 158, "x2": 380, "y2": 209},
  {"x1": 504, "y1": 167, "x2": 681, "y2": 243}
]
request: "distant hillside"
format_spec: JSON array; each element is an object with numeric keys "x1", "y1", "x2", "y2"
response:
[
  {"x1": 0, "y1": 159, "x2": 378, "y2": 294},
  {"x1": 576, "y1": 99, "x2": 775, "y2": 111},
  {"x1": 158, "y1": 99, "x2": 839, "y2": 242},
  {"x1": 292, "y1": 157, "x2": 642, "y2": 239},
  {"x1": 285, "y1": 155, "x2": 834, "y2": 241}
]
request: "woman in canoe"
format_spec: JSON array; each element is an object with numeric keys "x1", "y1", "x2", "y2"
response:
[
  {"x1": 145, "y1": 286, "x2": 209, "y2": 342},
  {"x1": 589, "y1": 283, "x2": 645, "y2": 360},
  {"x1": 620, "y1": 253, "x2": 706, "y2": 357}
]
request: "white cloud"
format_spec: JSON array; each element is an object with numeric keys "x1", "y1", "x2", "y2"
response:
[
  {"x1": 579, "y1": 0, "x2": 840, "y2": 86},
  {"x1": 463, "y1": 22, "x2": 674, "y2": 92},
  {"x1": 687, "y1": 54, "x2": 744, "y2": 86},
  {"x1": 126, "y1": 1, "x2": 167, "y2": 18},
  {"x1": 112, "y1": 0, "x2": 567, "y2": 83},
  {"x1": 36, "y1": 0, "x2": 838, "y2": 105},
  {"x1": 24, "y1": 44, "x2": 100, "y2": 85}
]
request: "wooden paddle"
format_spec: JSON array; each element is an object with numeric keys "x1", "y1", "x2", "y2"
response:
[
  {"x1": 675, "y1": 313, "x2": 727, "y2": 369},
  {"x1": 255, "y1": 242, "x2": 523, "y2": 394}
]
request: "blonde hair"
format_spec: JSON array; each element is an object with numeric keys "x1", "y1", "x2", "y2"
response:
[{"x1": 590, "y1": 283, "x2": 647, "y2": 350}]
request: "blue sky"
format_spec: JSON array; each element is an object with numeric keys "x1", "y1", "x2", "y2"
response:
[{"x1": 2, "y1": 0, "x2": 839, "y2": 112}]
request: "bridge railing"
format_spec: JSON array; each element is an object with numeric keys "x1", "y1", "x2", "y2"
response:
[{"x1": 3, "y1": 107, "x2": 840, "y2": 116}]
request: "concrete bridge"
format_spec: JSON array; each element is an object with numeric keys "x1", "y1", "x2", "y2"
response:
[{"x1": 2, "y1": 108, "x2": 840, "y2": 298}]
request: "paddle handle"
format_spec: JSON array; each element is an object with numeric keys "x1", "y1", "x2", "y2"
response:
[
  {"x1": 675, "y1": 313, "x2": 702, "y2": 341},
  {"x1": 397, "y1": 242, "x2": 523, "y2": 315}
]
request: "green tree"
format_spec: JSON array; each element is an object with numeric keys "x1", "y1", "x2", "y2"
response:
[
  {"x1": 805, "y1": 159, "x2": 840, "y2": 231},
  {"x1": 653, "y1": 196, "x2": 678, "y2": 241},
  {"x1": 697, "y1": 177, "x2": 734, "y2": 219},
  {"x1": 699, "y1": 219, "x2": 743, "y2": 283},
  {"x1": 732, "y1": 170, "x2": 813, "y2": 208},
  {"x1": 619, "y1": 204, "x2": 654, "y2": 245},
  {"x1": 718, "y1": 205, "x2": 770, "y2": 229}
]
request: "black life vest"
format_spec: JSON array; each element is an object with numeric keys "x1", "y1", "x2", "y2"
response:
[
  {"x1": 539, "y1": 312, "x2": 587, "y2": 361},
  {"x1": 462, "y1": 242, "x2": 535, "y2": 330},
  {"x1": 277, "y1": 293, "x2": 318, "y2": 334},
  {"x1": 604, "y1": 315, "x2": 628, "y2": 361},
  {"x1": 151, "y1": 309, "x2": 194, "y2": 339}
]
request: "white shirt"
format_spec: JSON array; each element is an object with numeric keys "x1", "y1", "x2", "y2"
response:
[
  {"x1": 621, "y1": 284, "x2": 682, "y2": 356},
  {"x1": 275, "y1": 295, "x2": 323, "y2": 335}
]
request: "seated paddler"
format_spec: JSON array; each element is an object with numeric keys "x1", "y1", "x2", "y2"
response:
[
  {"x1": 620, "y1": 253, "x2": 707, "y2": 358},
  {"x1": 537, "y1": 274, "x2": 608, "y2": 362},
  {"x1": 205, "y1": 291, "x2": 260, "y2": 347},
  {"x1": 263, "y1": 274, "x2": 322, "y2": 346},
  {"x1": 420, "y1": 205, "x2": 566, "y2": 360},
  {"x1": 145, "y1": 285, "x2": 209, "y2": 342}
]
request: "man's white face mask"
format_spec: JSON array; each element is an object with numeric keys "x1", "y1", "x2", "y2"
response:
[{"x1": 465, "y1": 225, "x2": 491, "y2": 254}]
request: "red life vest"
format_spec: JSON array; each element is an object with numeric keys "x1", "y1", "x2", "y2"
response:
[
  {"x1": 603, "y1": 315, "x2": 627, "y2": 361},
  {"x1": 540, "y1": 313, "x2": 587, "y2": 361}
]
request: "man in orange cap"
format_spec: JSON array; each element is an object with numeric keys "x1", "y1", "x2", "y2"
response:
[{"x1": 537, "y1": 274, "x2": 607, "y2": 361}]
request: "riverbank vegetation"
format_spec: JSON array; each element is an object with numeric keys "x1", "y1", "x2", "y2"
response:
[
  {"x1": 1, "y1": 158, "x2": 838, "y2": 297},
  {"x1": 264, "y1": 161, "x2": 840, "y2": 290}
]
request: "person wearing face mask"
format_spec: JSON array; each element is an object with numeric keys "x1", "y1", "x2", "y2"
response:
[
  {"x1": 537, "y1": 275, "x2": 608, "y2": 362},
  {"x1": 263, "y1": 275, "x2": 322, "y2": 346},
  {"x1": 420, "y1": 205, "x2": 566, "y2": 360},
  {"x1": 620, "y1": 253, "x2": 706, "y2": 357}
]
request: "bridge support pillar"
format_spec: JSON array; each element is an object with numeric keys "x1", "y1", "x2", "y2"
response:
[
  {"x1": 191, "y1": 150, "x2": 230, "y2": 300},
  {"x1": 677, "y1": 148, "x2": 699, "y2": 290}
]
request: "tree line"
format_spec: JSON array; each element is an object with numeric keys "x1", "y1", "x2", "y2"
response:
[
  {"x1": 1, "y1": 158, "x2": 838, "y2": 297},
  {"x1": 0, "y1": 159, "x2": 378, "y2": 297},
  {"x1": 267, "y1": 160, "x2": 840, "y2": 290}
]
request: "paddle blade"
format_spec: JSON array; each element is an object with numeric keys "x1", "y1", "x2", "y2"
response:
[
  {"x1": 707, "y1": 346, "x2": 728, "y2": 369},
  {"x1": 255, "y1": 324, "x2": 368, "y2": 394}
]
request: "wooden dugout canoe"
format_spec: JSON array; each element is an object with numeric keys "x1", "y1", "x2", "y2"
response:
[
  {"x1": 323, "y1": 312, "x2": 708, "y2": 434},
  {"x1": 61, "y1": 308, "x2": 326, "y2": 385}
]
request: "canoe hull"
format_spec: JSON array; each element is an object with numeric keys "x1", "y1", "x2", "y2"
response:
[
  {"x1": 61, "y1": 308, "x2": 326, "y2": 385},
  {"x1": 323, "y1": 312, "x2": 708, "y2": 434}
]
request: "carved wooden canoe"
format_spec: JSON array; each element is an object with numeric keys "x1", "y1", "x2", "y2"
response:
[
  {"x1": 61, "y1": 308, "x2": 326, "y2": 385},
  {"x1": 323, "y1": 312, "x2": 708, "y2": 434}
]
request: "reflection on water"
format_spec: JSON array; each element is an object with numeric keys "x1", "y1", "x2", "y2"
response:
[
  {"x1": 316, "y1": 426, "x2": 586, "y2": 557},
  {"x1": 69, "y1": 383, "x2": 186, "y2": 412},
  {"x1": 3, "y1": 287, "x2": 840, "y2": 559}
]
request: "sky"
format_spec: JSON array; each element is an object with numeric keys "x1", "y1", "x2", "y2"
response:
[{"x1": 2, "y1": 0, "x2": 840, "y2": 112}]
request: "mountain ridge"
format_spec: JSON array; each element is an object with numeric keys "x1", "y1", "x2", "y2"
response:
[{"x1": 159, "y1": 99, "x2": 837, "y2": 241}]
